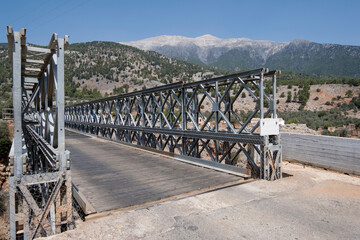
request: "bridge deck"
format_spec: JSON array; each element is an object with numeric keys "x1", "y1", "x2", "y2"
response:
[{"x1": 66, "y1": 131, "x2": 243, "y2": 213}]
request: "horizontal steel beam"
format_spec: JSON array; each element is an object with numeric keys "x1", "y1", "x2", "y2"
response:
[
  {"x1": 67, "y1": 121, "x2": 264, "y2": 145},
  {"x1": 68, "y1": 68, "x2": 277, "y2": 108}
]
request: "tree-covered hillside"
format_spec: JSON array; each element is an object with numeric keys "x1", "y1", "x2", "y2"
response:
[
  {"x1": 0, "y1": 41, "x2": 360, "y2": 137},
  {"x1": 64, "y1": 41, "x2": 225, "y2": 99}
]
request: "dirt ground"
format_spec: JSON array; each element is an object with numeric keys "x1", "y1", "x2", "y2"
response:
[{"x1": 44, "y1": 162, "x2": 360, "y2": 240}]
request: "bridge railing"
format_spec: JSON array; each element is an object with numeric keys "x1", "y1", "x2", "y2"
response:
[
  {"x1": 7, "y1": 26, "x2": 73, "y2": 240},
  {"x1": 65, "y1": 68, "x2": 282, "y2": 180}
]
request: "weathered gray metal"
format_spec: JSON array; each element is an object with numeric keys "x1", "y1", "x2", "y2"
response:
[
  {"x1": 281, "y1": 133, "x2": 360, "y2": 175},
  {"x1": 7, "y1": 26, "x2": 72, "y2": 240},
  {"x1": 65, "y1": 68, "x2": 282, "y2": 180}
]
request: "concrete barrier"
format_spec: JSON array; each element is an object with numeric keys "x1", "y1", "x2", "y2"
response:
[{"x1": 281, "y1": 133, "x2": 360, "y2": 175}]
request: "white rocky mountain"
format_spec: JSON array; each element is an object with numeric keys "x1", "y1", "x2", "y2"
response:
[
  {"x1": 121, "y1": 34, "x2": 289, "y2": 65},
  {"x1": 121, "y1": 35, "x2": 360, "y2": 78}
]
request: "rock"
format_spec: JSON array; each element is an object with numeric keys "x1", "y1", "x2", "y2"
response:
[{"x1": 280, "y1": 123, "x2": 318, "y2": 135}]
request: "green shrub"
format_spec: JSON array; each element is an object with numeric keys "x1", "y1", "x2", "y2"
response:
[
  {"x1": 288, "y1": 118, "x2": 299, "y2": 124},
  {"x1": 350, "y1": 95, "x2": 360, "y2": 108},
  {"x1": 339, "y1": 129, "x2": 348, "y2": 137},
  {"x1": 278, "y1": 109, "x2": 360, "y2": 131},
  {"x1": 0, "y1": 191, "x2": 5, "y2": 215},
  {"x1": 345, "y1": 90, "x2": 353, "y2": 98},
  {"x1": 0, "y1": 120, "x2": 11, "y2": 161},
  {"x1": 286, "y1": 91, "x2": 292, "y2": 103}
]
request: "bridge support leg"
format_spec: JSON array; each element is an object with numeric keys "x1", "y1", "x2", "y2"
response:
[
  {"x1": 261, "y1": 136, "x2": 282, "y2": 180},
  {"x1": 7, "y1": 26, "x2": 72, "y2": 239}
]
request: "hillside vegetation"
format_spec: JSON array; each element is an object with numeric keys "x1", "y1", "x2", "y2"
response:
[
  {"x1": 0, "y1": 41, "x2": 360, "y2": 137},
  {"x1": 65, "y1": 41, "x2": 225, "y2": 99}
]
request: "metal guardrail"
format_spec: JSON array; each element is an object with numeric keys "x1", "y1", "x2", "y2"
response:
[
  {"x1": 281, "y1": 133, "x2": 360, "y2": 175},
  {"x1": 65, "y1": 68, "x2": 283, "y2": 181}
]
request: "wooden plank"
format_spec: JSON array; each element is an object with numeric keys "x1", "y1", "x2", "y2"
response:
[
  {"x1": 86, "y1": 174, "x2": 240, "y2": 212},
  {"x1": 66, "y1": 131, "x2": 243, "y2": 213},
  {"x1": 72, "y1": 183, "x2": 96, "y2": 215}
]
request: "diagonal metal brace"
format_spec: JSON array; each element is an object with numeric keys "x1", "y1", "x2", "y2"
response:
[{"x1": 31, "y1": 175, "x2": 64, "y2": 239}]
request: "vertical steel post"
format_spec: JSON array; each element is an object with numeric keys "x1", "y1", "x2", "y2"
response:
[
  {"x1": 9, "y1": 177, "x2": 16, "y2": 240},
  {"x1": 260, "y1": 70, "x2": 264, "y2": 119},
  {"x1": 214, "y1": 81, "x2": 219, "y2": 162},
  {"x1": 272, "y1": 74, "x2": 277, "y2": 118},
  {"x1": 12, "y1": 32, "x2": 22, "y2": 179},
  {"x1": 181, "y1": 88, "x2": 186, "y2": 154},
  {"x1": 9, "y1": 32, "x2": 22, "y2": 240},
  {"x1": 55, "y1": 38, "x2": 66, "y2": 170}
]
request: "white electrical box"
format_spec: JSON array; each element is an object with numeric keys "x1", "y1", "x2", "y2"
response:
[{"x1": 260, "y1": 118, "x2": 279, "y2": 136}]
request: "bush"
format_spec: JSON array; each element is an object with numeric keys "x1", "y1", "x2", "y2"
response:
[
  {"x1": 0, "y1": 191, "x2": 5, "y2": 215},
  {"x1": 0, "y1": 121, "x2": 11, "y2": 161},
  {"x1": 288, "y1": 118, "x2": 299, "y2": 124},
  {"x1": 314, "y1": 97, "x2": 319, "y2": 101},
  {"x1": 278, "y1": 109, "x2": 360, "y2": 131},
  {"x1": 280, "y1": 92, "x2": 285, "y2": 98},
  {"x1": 286, "y1": 91, "x2": 292, "y2": 103},
  {"x1": 345, "y1": 90, "x2": 353, "y2": 98},
  {"x1": 339, "y1": 129, "x2": 348, "y2": 137},
  {"x1": 0, "y1": 121, "x2": 9, "y2": 139},
  {"x1": 350, "y1": 95, "x2": 360, "y2": 108},
  {"x1": 316, "y1": 88, "x2": 321, "y2": 92}
]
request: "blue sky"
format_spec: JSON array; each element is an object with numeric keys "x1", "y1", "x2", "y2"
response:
[{"x1": 1, "y1": 0, "x2": 359, "y2": 46}]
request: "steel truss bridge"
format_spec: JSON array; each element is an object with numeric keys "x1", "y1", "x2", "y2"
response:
[
  {"x1": 65, "y1": 69, "x2": 282, "y2": 180},
  {"x1": 7, "y1": 26, "x2": 282, "y2": 239}
]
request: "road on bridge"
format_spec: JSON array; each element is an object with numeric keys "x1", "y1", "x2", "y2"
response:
[
  {"x1": 65, "y1": 130, "x2": 244, "y2": 214},
  {"x1": 46, "y1": 158, "x2": 360, "y2": 240}
]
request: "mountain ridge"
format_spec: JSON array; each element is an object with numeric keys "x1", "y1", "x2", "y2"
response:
[{"x1": 121, "y1": 35, "x2": 360, "y2": 77}]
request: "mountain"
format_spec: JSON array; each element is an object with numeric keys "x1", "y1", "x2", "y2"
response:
[
  {"x1": 121, "y1": 35, "x2": 287, "y2": 65},
  {"x1": 1, "y1": 41, "x2": 360, "y2": 134},
  {"x1": 63, "y1": 41, "x2": 224, "y2": 98},
  {"x1": 122, "y1": 35, "x2": 360, "y2": 78}
]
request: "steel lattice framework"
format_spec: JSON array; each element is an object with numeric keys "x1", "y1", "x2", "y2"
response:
[
  {"x1": 65, "y1": 68, "x2": 282, "y2": 180},
  {"x1": 7, "y1": 26, "x2": 72, "y2": 239}
]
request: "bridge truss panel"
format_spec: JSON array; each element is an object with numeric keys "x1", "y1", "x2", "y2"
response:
[
  {"x1": 65, "y1": 68, "x2": 282, "y2": 181},
  {"x1": 7, "y1": 26, "x2": 73, "y2": 240}
]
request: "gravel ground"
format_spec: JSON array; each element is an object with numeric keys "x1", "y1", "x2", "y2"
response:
[{"x1": 44, "y1": 162, "x2": 360, "y2": 240}]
